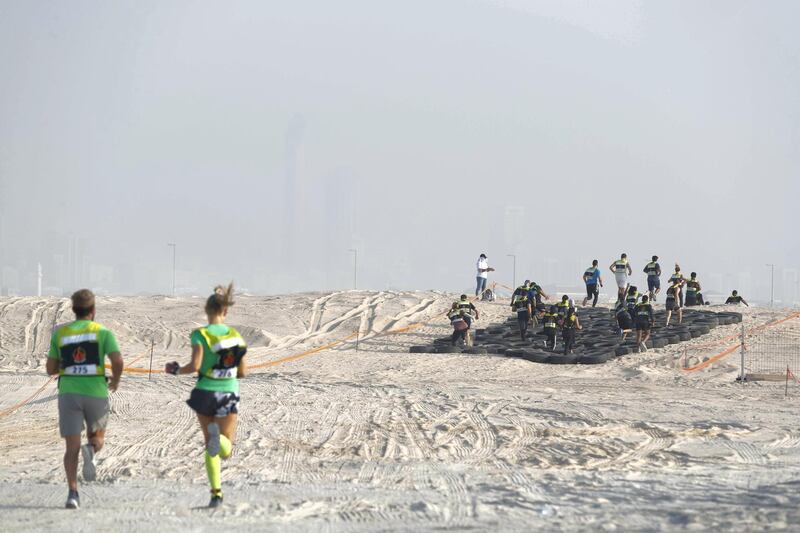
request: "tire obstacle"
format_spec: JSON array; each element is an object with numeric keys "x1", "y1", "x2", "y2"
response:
[{"x1": 408, "y1": 307, "x2": 743, "y2": 365}]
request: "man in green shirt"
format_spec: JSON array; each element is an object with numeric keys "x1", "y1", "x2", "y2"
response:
[{"x1": 46, "y1": 289, "x2": 123, "y2": 510}]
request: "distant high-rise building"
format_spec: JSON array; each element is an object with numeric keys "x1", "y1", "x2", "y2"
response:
[
  {"x1": 323, "y1": 170, "x2": 357, "y2": 288},
  {"x1": 283, "y1": 113, "x2": 305, "y2": 265}
]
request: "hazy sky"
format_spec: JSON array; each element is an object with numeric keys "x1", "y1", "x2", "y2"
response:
[{"x1": 1, "y1": 1, "x2": 798, "y2": 300}]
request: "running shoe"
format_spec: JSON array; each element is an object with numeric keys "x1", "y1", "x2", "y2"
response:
[
  {"x1": 81, "y1": 444, "x2": 96, "y2": 482},
  {"x1": 65, "y1": 490, "x2": 80, "y2": 509},
  {"x1": 208, "y1": 492, "x2": 223, "y2": 508},
  {"x1": 639, "y1": 342, "x2": 647, "y2": 352},
  {"x1": 207, "y1": 422, "x2": 221, "y2": 457}
]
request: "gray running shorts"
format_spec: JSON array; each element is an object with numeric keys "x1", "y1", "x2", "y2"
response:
[{"x1": 58, "y1": 393, "x2": 110, "y2": 437}]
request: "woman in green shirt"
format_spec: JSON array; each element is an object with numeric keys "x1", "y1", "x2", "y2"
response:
[{"x1": 165, "y1": 283, "x2": 247, "y2": 508}]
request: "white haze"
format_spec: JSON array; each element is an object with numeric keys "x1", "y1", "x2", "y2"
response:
[{"x1": 0, "y1": 0, "x2": 798, "y2": 303}]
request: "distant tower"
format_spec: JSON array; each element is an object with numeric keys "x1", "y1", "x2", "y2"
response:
[{"x1": 283, "y1": 114, "x2": 306, "y2": 263}]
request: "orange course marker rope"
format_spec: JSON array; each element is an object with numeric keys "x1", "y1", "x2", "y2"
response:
[
  {"x1": 0, "y1": 376, "x2": 57, "y2": 419},
  {"x1": 681, "y1": 343, "x2": 742, "y2": 373},
  {"x1": 249, "y1": 321, "x2": 426, "y2": 372},
  {"x1": 0, "y1": 348, "x2": 149, "y2": 420},
  {"x1": 249, "y1": 332, "x2": 358, "y2": 370},
  {"x1": 681, "y1": 309, "x2": 800, "y2": 373}
]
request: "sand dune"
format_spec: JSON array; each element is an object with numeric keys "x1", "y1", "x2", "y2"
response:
[{"x1": 0, "y1": 292, "x2": 798, "y2": 531}]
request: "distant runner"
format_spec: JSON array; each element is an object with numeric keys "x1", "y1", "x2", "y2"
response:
[
  {"x1": 165, "y1": 283, "x2": 247, "y2": 508},
  {"x1": 669, "y1": 265, "x2": 686, "y2": 308},
  {"x1": 556, "y1": 294, "x2": 570, "y2": 320},
  {"x1": 46, "y1": 289, "x2": 124, "y2": 510},
  {"x1": 664, "y1": 281, "x2": 683, "y2": 327},
  {"x1": 610, "y1": 253, "x2": 632, "y2": 302},
  {"x1": 447, "y1": 303, "x2": 469, "y2": 346},
  {"x1": 528, "y1": 280, "x2": 550, "y2": 320},
  {"x1": 614, "y1": 300, "x2": 633, "y2": 341},
  {"x1": 455, "y1": 294, "x2": 479, "y2": 346},
  {"x1": 634, "y1": 295, "x2": 654, "y2": 352},
  {"x1": 643, "y1": 255, "x2": 662, "y2": 302},
  {"x1": 542, "y1": 305, "x2": 559, "y2": 350},
  {"x1": 560, "y1": 305, "x2": 582, "y2": 355},
  {"x1": 510, "y1": 285, "x2": 533, "y2": 341},
  {"x1": 725, "y1": 290, "x2": 749, "y2": 307},
  {"x1": 625, "y1": 286, "x2": 640, "y2": 321},
  {"x1": 582, "y1": 259, "x2": 603, "y2": 307},
  {"x1": 475, "y1": 254, "x2": 494, "y2": 297},
  {"x1": 685, "y1": 272, "x2": 703, "y2": 306}
]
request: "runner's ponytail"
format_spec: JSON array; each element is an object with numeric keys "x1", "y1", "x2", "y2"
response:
[{"x1": 205, "y1": 282, "x2": 235, "y2": 315}]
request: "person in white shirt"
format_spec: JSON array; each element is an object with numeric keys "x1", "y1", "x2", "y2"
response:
[{"x1": 475, "y1": 254, "x2": 494, "y2": 297}]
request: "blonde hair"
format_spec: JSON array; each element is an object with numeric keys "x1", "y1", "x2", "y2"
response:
[{"x1": 205, "y1": 282, "x2": 235, "y2": 315}]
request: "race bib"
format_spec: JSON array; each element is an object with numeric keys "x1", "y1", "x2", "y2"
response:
[
  {"x1": 210, "y1": 367, "x2": 237, "y2": 379},
  {"x1": 64, "y1": 364, "x2": 98, "y2": 375}
]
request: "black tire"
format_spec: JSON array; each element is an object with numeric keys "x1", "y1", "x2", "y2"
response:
[
  {"x1": 666, "y1": 335, "x2": 681, "y2": 344},
  {"x1": 678, "y1": 332, "x2": 692, "y2": 341},
  {"x1": 522, "y1": 351, "x2": 550, "y2": 364},
  {"x1": 463, "y1": 347, "x2": 488, "y2": 355},
  {"x1": 689, "y1": 329, "x2": 703, "y2": 338},
  {"x1": 547, "y1": 354, "x2": 579, "y2": 364},
  {"x1": 615, "y1": 346, "x2": 631, "y2": 356},
  {"x1": 504, "y1": 348, "x2": 526, "y2": 357},
  {"x1": 409, "y1": 345, "x2": 436, "y2": 353},
  {"x1": 652, "y1": 338, "x2": 668, "y2": 349},
  {"x1": 433, "y1": 337, "x2": 452, "y2": 345},
  {"x1": 482, "y1": 344, "x2": 507, "y2": 354},
  {"x1": 578, "y1": 353, "x2": 609, "y2": 364},
  {"x1": 436, "y1": 345, "x2": 462, "y2": 353}
]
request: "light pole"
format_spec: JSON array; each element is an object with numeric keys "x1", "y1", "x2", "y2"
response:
[
  {"x1": 766, "y1": 263, "x2": 775, "y2": 307},
  {"x1": 507, "y1": 254, "x2": 516, "y2": 289},
  {"x1": 167, "y1": 243, "x2": 176, "y2": 296},
  {"x1": 348, "y1": 248, "x2": 358, "y2": 290}
]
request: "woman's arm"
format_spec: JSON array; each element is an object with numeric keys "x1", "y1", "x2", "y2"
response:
[
  {"x1": 175, "y1": 344, "x2": 203, "y2": 375},
  {"x1": 237, "y1": 356, "x2": 247, "y2": 379}
]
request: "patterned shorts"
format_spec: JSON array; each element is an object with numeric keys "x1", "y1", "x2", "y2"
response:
[{"x1": 187, "y1": 388, "x2": 240, "y2": 417}]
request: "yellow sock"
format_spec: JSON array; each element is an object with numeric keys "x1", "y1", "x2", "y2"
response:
[
  {"x1": 220, "y1": 435, "x2": 232, "y2": 459},
  {"x1": 204, "y1": 451, "x2": 221, "y2": 491}
]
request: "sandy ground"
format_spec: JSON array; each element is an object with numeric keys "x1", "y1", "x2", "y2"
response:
[{"x1": 0, "y1": 292, "x2": 799, "y2": 532}]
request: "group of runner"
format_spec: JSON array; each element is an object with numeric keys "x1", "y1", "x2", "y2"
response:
[
  {"x1": 469, "y1": 253, "x2": 750, "y2": 355},
  {"x1": 47, "y1": 284, "x2": 245, "y2": 510}
]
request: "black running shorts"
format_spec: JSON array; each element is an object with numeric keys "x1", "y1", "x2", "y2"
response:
[{"x1": 585, "y1": 284, "x2": 598, "y2": 298}]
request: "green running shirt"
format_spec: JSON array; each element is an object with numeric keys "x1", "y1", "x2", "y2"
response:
[
  {"x1": 191, "y1": 324, "x2": 244, "y2": 394},
  {"x1": 48, "y1": 320, "x2": 120, "y2": 399}
]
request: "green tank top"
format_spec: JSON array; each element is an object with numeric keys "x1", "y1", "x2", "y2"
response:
[{"x1": 190, "y1": 324, "x2": 247, "y2": 393}]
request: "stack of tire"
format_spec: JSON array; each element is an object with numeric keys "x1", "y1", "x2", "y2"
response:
[{"x1": 408, "y1": 307, "x2": 742, "y2": 365}]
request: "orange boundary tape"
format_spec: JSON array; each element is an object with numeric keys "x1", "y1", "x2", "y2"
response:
[
  {"x1": 249, "y1": 322, "x2": 426, "y2": 371},
  {"x1": 0, "y1": 317, "x2": 431, "y2": 418},
  {"x1": 0, "y1": 348, "x2": 149, "y2": 420},
  {"x1": 0, "y1": 375, "x2": 57, "y2": 419},
  {"x1": 250, "y1": 332, "x2": 358, "y2": 370},
  {"x1": 682, "y1": 310, "x2": 800, "y2": 373}
]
